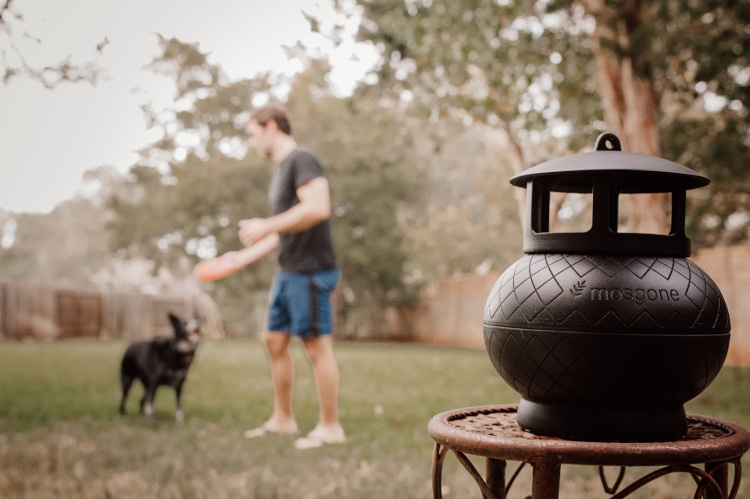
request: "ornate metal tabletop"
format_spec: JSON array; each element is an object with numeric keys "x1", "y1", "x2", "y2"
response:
[{"x1": 428, "y1": 405, "x2": 750, "y2": 499}]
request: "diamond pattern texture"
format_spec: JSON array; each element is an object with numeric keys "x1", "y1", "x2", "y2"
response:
[
  {"x1": 485, "y1": 328, "x2": 728, "y2": 405},
  {"x1": 483, "y1": 255, "x2": 730, "y2": 407},
  {"x1": 484, "y1": 255, "x2": 730, "y2": 333}
]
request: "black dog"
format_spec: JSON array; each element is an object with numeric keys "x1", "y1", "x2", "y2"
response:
[{"x1": 119, "y1": 313, "x2": 201, "y2": 422}]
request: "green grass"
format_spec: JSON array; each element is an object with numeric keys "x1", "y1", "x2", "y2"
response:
[{"x1": 0, "y1": 338, "x2": 749, "y2": 498}]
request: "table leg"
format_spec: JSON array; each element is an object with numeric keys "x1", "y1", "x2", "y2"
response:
[
  {"x1": 486, "y1": 459, "x2": 506, "y2": 499},
  {"x1": 432, "y1": 443, "x2": 447, "y2": 499},
  {"x1": 531, "y1": 461, "x2": 561, "y2": 499},
  {"x1": 704, "y1": 461, "x2": 728, "y2": 499}
]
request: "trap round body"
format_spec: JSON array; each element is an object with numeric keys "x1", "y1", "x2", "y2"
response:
[{"x1": 484, "y1": 253, "x2": 730, "y2": 441}]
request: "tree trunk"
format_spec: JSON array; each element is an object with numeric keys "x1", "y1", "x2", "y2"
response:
[{"x1": 580, "y1": 0, "x2": 669, "y2": 234}]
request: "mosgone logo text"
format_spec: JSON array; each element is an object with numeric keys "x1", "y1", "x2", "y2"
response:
[{"x1": 570, "y1": 280, "x2": 680, "y2": 305}]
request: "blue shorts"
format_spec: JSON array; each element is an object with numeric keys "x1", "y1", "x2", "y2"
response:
[{"x1": 267, "y1": 269, "x2": 340, "y2": 338}]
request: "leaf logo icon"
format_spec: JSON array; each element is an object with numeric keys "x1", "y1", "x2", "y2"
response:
[{"x1": 570, "y1": 280, "x2": 586, "y2": 297}]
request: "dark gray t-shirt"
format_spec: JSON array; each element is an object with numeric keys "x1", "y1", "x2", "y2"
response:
[{"x1": 270, "y1": 148, "x2": 337, "y2": 273}]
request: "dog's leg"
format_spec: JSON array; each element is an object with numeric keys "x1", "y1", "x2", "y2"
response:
[
  {"x1": 142, "y1": 384, "x2": 156, "y2": 422},
  {"x1": 174, "y1": 384, "x2": 184, "y2": 423},
  {"x1": 119, "y1": 374, "x2": 134, "y2": 415}
]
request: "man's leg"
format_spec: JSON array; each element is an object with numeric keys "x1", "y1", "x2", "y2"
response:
[
  {"x1": 294, "y1": 334, "x2": 345, "y2": 448},
  {"x1": 263, "y1": 331, "x2": 298, "y2": 431},
  {"x1": 303, "y1": 335, "x2": 341, "y2": 427},
  {"x1": 245, "y1": 331, "x2": 298, "y2": 437}
]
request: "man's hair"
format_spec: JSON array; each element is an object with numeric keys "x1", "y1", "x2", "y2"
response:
[{"x1": 251, "y1": 106, "x2": 292, "y2": 135}]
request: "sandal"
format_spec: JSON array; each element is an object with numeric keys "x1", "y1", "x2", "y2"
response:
[
  {"x1": 244, "y1": 422, "x2": 298, "y2": 439},
  {"x1": 294, "y1": 425, "x2": 346, "y2": 449}
]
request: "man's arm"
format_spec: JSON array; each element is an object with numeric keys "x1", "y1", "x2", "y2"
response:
[
  {"x1": 238, "y1": 176, "x2": 331, "y2": 247},
  {"x1": 227, "y1": 232, "x2": 280, "y2": 265}
]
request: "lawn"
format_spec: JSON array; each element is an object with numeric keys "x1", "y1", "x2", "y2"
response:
[{"x1": 0, "y1": 338, "x2": 749, "y2": 498}]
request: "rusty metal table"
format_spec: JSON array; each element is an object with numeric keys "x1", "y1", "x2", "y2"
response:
[{"x1": 428, "y1": 405, "x2": 750, "y2": 499}]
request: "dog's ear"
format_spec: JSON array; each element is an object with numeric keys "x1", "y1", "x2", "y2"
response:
[{"x1": 168, "y1": 313, "x2": 181, "y2": 331}]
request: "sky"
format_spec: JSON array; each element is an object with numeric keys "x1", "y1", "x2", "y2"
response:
[{"x1": 0, "y1": 0, "x2": 377, "y2": 214}]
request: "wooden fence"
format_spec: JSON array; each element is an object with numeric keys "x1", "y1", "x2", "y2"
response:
[
  {"x1": 691, "y1": 246, "x2": 750, "y2": 366},
  {"x1": 0, "y1": 283, "x2": 224, "y2": 341},
  {"x1": 4, "y1": 245, "x2": 750, "y2": 365},
  {"x1": 407, "y1": 245, "x2": 750, "y2": 367}
]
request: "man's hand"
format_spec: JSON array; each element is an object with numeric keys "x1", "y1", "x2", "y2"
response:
[
  {"x1": 239, "y1": 218, "x2": 274, "y2": 246},
  {"x1": 238, "y1": 177, "x2": 331, "y2": 247}
]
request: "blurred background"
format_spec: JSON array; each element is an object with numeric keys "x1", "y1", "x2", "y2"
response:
[{"x1": 1, "y1": 0, "x2": 749, "y2": 345}]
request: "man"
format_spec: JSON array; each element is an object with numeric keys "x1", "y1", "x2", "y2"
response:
[{"x1": 239, "y1": 105, "x2": 345, "y2": 449}]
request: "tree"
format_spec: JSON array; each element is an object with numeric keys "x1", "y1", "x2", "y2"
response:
[
  {"x1": 349, "y1": 0, "x2": 603, "y2": 240},
  {"x1": 353, "y1": 1, "x2": 601, "y2": 150},
  {"x1": 572, "y1": 0, "x2": 749, "y2": 243},
  {"x1": 0, "y1": 0, "x2": 101, "y2": 87},
  {"x1": 349, "y1": 0, "x2": 750, "y2": 245},
  {"x1": 106, "y1": 38, "x2": 426, "y2": 338},
  {"x1": 104, "y1": 37, "x2": 274, "y2": 328},
  {"x1": 654, "y1": 1, "x2": 750, "y2": 248},
  {"x1": 0, "y1": 197, "x2": 109, "y2": 286},
  {"x1": 393, "y1": 116, "x2": 524, "y2": 280},
  {"x1": 578, "y1": 0, "x2": 666, "y2": 233}
]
